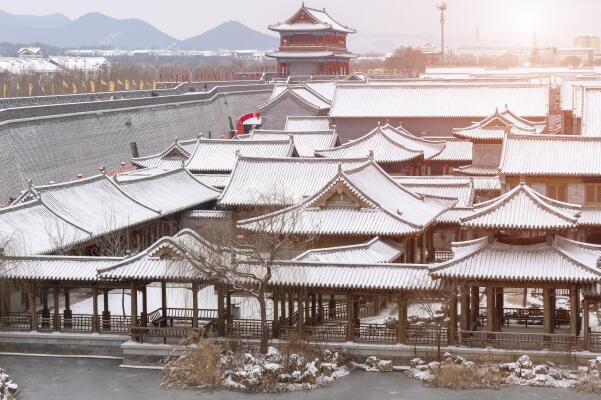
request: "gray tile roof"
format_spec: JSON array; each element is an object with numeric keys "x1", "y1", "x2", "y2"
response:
[{"x1": 0, "y1": 90, "x2": 270, "y2": 204}]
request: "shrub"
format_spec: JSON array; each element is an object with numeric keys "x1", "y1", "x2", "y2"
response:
[
  {"x1": 160, "y1": 338, "x2": 222, "y2": 389},
  {"x1": 428, "y1": 363, "x2": 503, "y2": 390}
]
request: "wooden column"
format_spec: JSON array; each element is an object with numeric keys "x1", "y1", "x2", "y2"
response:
[
  {"x1": 102, "y1": 290, "x2": 110, "y2": 320},
  {"x1": 470, "y1": 286, "x2": 479, "y2": 327},
  {"x1": 412, "y1": 236, "x2": 419, "y2": 263},
  {"x1": 569, "y1": 287, "x2": 578, "y2": 336},
  {"x1": 272, "y1": 291, "x2": 279, "y2": 339},
  {"x1": 226, "y1": 290, "x2": 233, "y2": 328},
  {"x1": 297, "y1": 292, "x2": 305, "y2": 338},
  {"x1": 317, "y1": 294, "x2": 323, "y2": 324},
  {"x1": 448, "y1": 288, "x2": 457, "y2": 345},
  {"x1": 288, "y1": 291, "x2": 294, "y2": 322},
  {"x1": 495, "y1": 287, "x2": 504, "y2": 330},
  {"x1": 543, "y1": 287, "x2": 554, "y2": 334},
  {"x1": 397, "y1": 294, "x2": 407, "y2": 344},
  {"x1": 486, "y1": 287, "x2": 496, "y2": 332},
  {"x1": 583, "y1": 299, "x2": 591, "y2": 350},
  {"x1": 160, "y1": 281, "x2": 167, "y2": 319},
  {"x1": 141, "y1": 286, "x2": 148, "y2": 327},
  {"x1": 311, "y1": 294, "x2": 317, "y2": 322},
  {"x1": 304, "y1": 295, "x2": 311, "y2": 325},
  {"x1": 217, "y1": 285, "x2": 225, "y2": 336},
  {"x1": 346, "y1": 293, "x2": 354, "y2": 341},
  {"x1": 460, "y1": 285, "x2": 471, "y2": 331},
  {"x1": 29, "y1": 282, "x2": 37, "y2": 331},
  {"x1": 280, "y1": 292, "x2": 286, "y2": 322},
  {"x1": 63, "y1": 288, "x2": 72, "y2": 328},
  {"x1": 53, "y1": 286, "x2": 60, "y2": 331},
  {"x1": 129, "y1": 282, "x2": 137, "y2": 339},
  {"x1": 328, "y1": 295, "x2": 336, "y2": 320},
  {"x1": 92, "y1": 286, "x2": 99, "y2": 333},
  {"x1": 191, "y1": 283, "x2": 199, "y2": 329}
]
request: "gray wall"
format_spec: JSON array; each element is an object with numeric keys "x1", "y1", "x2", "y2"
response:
[{"x1": 261, "y1": 97, "x2": 321, "y2": 130}]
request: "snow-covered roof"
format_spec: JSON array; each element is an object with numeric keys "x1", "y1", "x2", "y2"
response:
[
  {"x1": 499, "y1": 134, "x2": 601, "y2": 176},
  {"x1": 392, "y1": 177, "x2": 474, "y2": 207},
  {"x1": 218, "y1": 156, "x2": 369, "y2": 207},
  {"x1": 294, "y1": 237, "x2": 404, "y2": 263},
  {"x1": 0, "y1": 255, "x2": 121, "y2": 282},
  {"x1": 582, "y1": 87, "x2": 601, "y2": 136},
  {"x1": 237, "y1": 162, "x2": 454, "y2": 237},
  {"x1": 266, "y1": 51, "x2": 356, "y2": 59},
  {"x1": 250, "y1": 129, "x2": 338, "y2": 157},
  {"x1": 315, "y1": 124, "x2": 443, "y2": 163},
  {"x1": 260, "y1": 84, "x2": 332, "y2": 112},
  {"x1": 1, "y1": 169, "x2": 218, "y2": 255},
  {"x1": 192, "y1": 174, "x2": 231, "y2": 189},
  {"x1": 454, "y1": 165, "x2": 500, "y2": 176},
  {"x1": 430, "y1": 236, "x2": 601, "y2": 283},
  {"x1": 285, "y1": 116, "x2": 331, "y2": 131},
  {"x1": 48, "y1": 56, "x2": 109, "y2": 72},
  {"x1": 329, "y1": 84, "x2": 550, "y2": 118},
  {"x1": 429, "y1": 139, "x2": 472, "y2": 162},
  {"x1": 453, "y1": 108, "x2": 546, "y2": 142},
  {"x1": 185, "y1": 138, "x2": 296, "y2": 173},
  {"x1": 269, "y1": 5, "x2": 356, "y2": 34},
  {"x1": 131, "y1": 138, "x2": 198, "y2": 171},
  {"x1": 460, "y1": 183, "x2": 581, "y2": 230},
  {"x1": 394, "y1": 175, "x2": 500, "y2": 193},
  {"x1": 560, "y1": 78, "x2": 601, "y2": 111},
  {"x1": 265, "y1": 262, "x2": 442, "y2": 291},
  {"x1": 0, "y1": 57, "x2": 58, "y2": 74}
]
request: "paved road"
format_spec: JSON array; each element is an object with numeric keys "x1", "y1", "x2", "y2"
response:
[{"x1": 0, "y1": 355, "x2": 598, "y2": 400}]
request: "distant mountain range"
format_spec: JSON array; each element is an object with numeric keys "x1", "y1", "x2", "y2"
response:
[{"x1": 0, "y1": 10, "x2": 278, "y2": 51}]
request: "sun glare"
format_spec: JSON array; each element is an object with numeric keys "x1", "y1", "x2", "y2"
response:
[{"x1": 512, "y1": 1, "x2": 543, "y2": 35}]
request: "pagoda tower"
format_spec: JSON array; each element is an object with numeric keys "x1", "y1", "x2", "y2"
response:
[{"x1": 267, "y1": 4, "x2": 356, "y2": 77}]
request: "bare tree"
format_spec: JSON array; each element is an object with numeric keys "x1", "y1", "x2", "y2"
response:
[{"x1": 181, "y1": 193, "x2": 315, "y2": 353}]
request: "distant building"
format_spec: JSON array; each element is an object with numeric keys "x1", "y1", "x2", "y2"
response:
[
  {"x1": 17, "y1": 47, "x2": 43, "y2": 58},
  {"x1": 266, "y1": 4, "x2": 356, "y2": 76},
  {"x1": 575, "y1": 34, "x2": 600, "y2": 53}
]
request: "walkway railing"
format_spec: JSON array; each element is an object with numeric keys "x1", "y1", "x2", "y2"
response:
[
  {"x1": 459, "y1": 330, "x2": 578, "y2": 351},
  {"x1": 478, "y1": 307, "x2": 572, "y2": 327},
  {"x1": 147, "y1": 308, "x2": 219, "y2": 325}
]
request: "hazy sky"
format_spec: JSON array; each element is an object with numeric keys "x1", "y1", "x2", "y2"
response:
[{"x1": 0, "y1": 0, "x2": 599, "y2": 47}]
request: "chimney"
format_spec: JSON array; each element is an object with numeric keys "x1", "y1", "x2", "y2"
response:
[
  {"x1": 76, "y1": 174, "x2": 84, "y2": 180},
  {"x1": 130, "y1": 142, "x2": 139, "y2": 158}
]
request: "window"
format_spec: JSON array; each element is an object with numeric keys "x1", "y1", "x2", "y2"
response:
[
  {"x1": 546, "y1": 183, "x2": 567, "y2": 202},
  {"x1": 585, "y1": 184, "x2": 601, "y2": 205}
]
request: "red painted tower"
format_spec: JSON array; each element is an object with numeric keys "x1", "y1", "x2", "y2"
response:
[{"x1": 267, "y1": 4, "x2": 356, "y2": 77}]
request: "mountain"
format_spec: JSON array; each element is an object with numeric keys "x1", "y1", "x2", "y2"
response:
[
  {"x1": 178, "y1": 21, "x2": 278, "y2": 51},
  {"x1": 46, "y1": 13, "x2": 178, "y2": 49},
  {"x1": 0, "y1": 10, "x2": 70, "y2": 29},
  {"x1": 0, "y1": 10, "x2": 276, "y2": 51}
]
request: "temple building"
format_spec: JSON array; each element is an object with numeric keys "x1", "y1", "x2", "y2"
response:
[{"x1": 267, "y1": 4, "x2": 356, "y2": 76}]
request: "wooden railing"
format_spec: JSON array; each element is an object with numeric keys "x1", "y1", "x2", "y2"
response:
[
  {"x1": 355, "y1": 324, "x2": 397, "y2": 343},
  {"x1": 131, "y1": 326, "x2": 203, "y2": 342},
  {"x1": 478, "y1": 307, "x2": 572, "y2": 328},
  {"x1": 305, "y1": 324, "x2": 347, "y2": 342},
  {"x1": 0, "y1": 313, "x2": 32, "y2": 331},
  {"x1": 459, "y1": 330, "x2": 578, "y2": 351},
  {"x1": 147, "y1": 308, "x2": 219, "y2": 325},
  {"x1": 406, "y1": 325, "x2": 449, "y2": 346},
  {"x1": 227, "y1": 319, "x2": 273, "y2": 338},
  {"x1": 590, "y1": 333, "x2": 601, "y2": 351}
]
